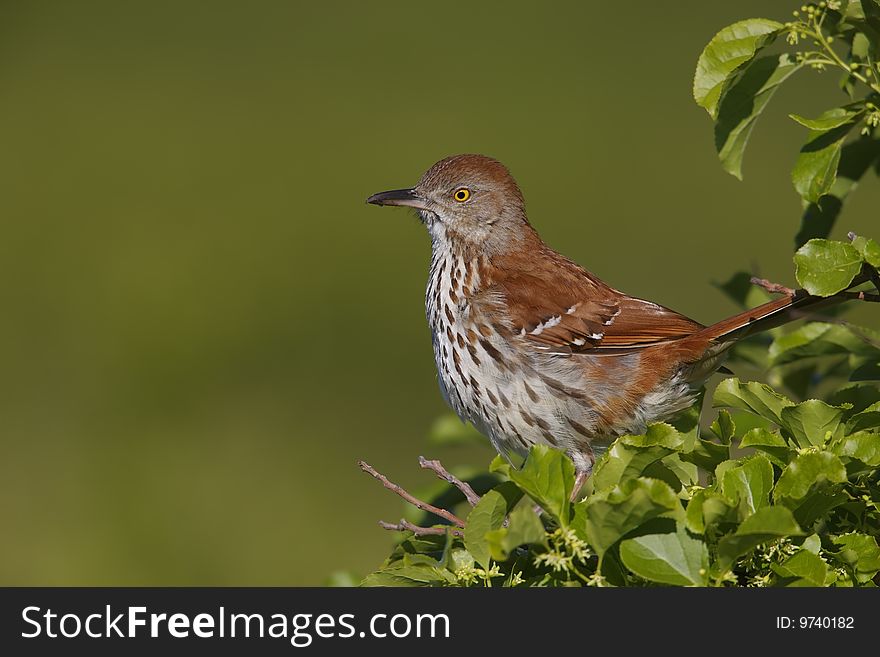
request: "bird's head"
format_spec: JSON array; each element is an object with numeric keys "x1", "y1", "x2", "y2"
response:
[{"x1": 367, "y1": 154, "x2": 531, "y2": 256}]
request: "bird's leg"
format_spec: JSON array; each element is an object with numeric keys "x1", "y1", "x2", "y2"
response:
[
  {"x1": 532, "y1": 456, "x2": 593, "y2": 516},
  {"x1": 570, "y1": 465, "x2": 592, "y2": 502}
]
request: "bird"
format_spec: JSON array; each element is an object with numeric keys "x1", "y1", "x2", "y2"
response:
[{"x1": 366, "y1": 154, "x2": 864, "y2": 498}]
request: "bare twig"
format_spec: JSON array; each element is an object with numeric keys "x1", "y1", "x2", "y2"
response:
[
  {"x1": 418, "y1": 456, "x2": 481, "y2": 507},
  {"x1": 750, "y1": 272, "x2": 878, "y2": 303},
  {"x1": 840, "y1": 291, "x2": 880, "y2": 303},
  {"x1": 358, "y1": 460, "x2": 466, "y2": 527},
  {"x1": 378, "y1": 519, "x2": 463, "y2": 537},
  {"x1": 750, "y1": 276, "x2": 796, "y2": 296}
]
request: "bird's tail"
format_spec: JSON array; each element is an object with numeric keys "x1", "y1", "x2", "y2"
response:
[{"x1": 695, "y1": 273, "x2": 872, "y2": 344}]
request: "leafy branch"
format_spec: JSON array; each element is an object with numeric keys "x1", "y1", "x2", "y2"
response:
[
  {"x1": 693, "y1": 0, "x2": 880, "y2": 246},
  {"x1": 786, "y1": 2, "x2": 880, "y2": 95},
  {"x1": 359, "y1": 376, "x2": 880, "y2": 587}
]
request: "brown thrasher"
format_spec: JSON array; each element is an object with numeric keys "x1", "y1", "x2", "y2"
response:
[{"x1": 367, "y1": 154, "x2": 854, "y2": 496}]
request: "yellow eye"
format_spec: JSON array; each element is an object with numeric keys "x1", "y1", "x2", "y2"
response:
[{"x1": 453, "y1": 188, "x2": 471, "y2": 202}]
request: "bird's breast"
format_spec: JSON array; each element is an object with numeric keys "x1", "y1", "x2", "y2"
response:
[{"x1": 420, "y1": 247, "x2": 700, "y2": 471}]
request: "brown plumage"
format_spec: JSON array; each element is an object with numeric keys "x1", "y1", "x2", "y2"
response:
[{"x1": 367, "y1": 154, "x2": 861, "y2": 496}]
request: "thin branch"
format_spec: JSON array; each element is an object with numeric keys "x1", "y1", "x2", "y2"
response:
[
  {"x1": 358, "y1": 460, "x2": 465, "y2": 527},
  {"x1": 840, "y1": 291, "x2": 880, "y2": 303},
  {"x1": 750, "y1": 275, "x2": 878, "y2": 303},
  {"x1": 418, "y1": 456, "x2": 482, "y2": 507},
  {"x1": 378, "y1": 519, "x2": 463, "y2": 537},
  {"x1": 750, "y1": 276, "x2": 795, "y2": 296}
]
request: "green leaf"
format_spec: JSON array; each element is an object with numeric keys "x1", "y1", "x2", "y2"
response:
[
  {"x1": 361, "y1": 564, "x2": 455, "y2": 587},
  {"x1": 685, "y1": 489, "x2": 735, "y2": 534},
  {"x1": 832, "y1": 430, "x2": 880, "y2": 466},
  {"x1": 793, "y1": 489, "x2": 850, "y2": 528},
  {"x1": 619, "y1": 524, "x2": 709, "y2": 586},
  {"x1": 847, "y1": 1, "x2": 868, "y2": 21},
  {"x1": 845, "y1": 401, "x2": 880, "y2": 434},
  {"x1": 693, "y1": 18, "x2": 783, "y2": 119},
  {"x1": 768, "y1": 322, "x2": 877, "y2": 366},
  {"x1": 794, "y1": 239, "x2": 863, "y2": 296},
  {"x1": 447, "y1": 547, "x2": 474, "y2": 572},
  {"x1": 488, "y1": 454, "x2": 512, "y2": 479},
  {"x1": 599, "y1": 549, "x2": 630, "y2": 588},
  {"x1": 717, "y1": 506, "x2": 804, "y2": 572},
  {"x1": 794, "y1": 137, "x2": 880, "y2": 248},
  {"x1": 714, "y1": 54, "x2": 801, "y2": 178},
  {"x1": 721, "y1": 454, "x2": 774, "y2": 518},
  {"x1": 485, "y1": 504, "x2": 547, "y2": 561},
  {"x1": 832, "y1": 533, "x2": 880, "y2": 583},
  {"x1": 508, "y1": 445, "x2": 574, "y2": 526},
  {"x1": 621, "y1": 423, "x2": 684, "y2": 449},
  {"x1": 827, "y1": 384, "x2": 880, "y2": 414},
  {"x1": 679, "y1": 437, "x2": 731, "y2": 472},
  {"x1": 780, "y1": 400, "x2": 848, "y2": 448},
  {"x1": 591, "y1": 442, "x2": 674, "y2": 492},
  {"x1": 789, "y1": 106, "x2": 865, "y2": 131},
  {"x1": 385, "y1": 534, "x2": 448, "y2": 563},
  {"x1": 852, "y1": 30, "x2": 873, "y2": 60},
  {"x1": 713, "y1": 378, "x2": 794, "y2": 425},
  {"x1": 464, "y1": 482, "x2": 522, "y2": 570},
  {"x1": 792, "y1": 121, "x2": 858, "y2": 203},
  {"x1": 583, "y1": 478, "x2": 683, "y2": 558},
  {"x1": 641, "y1": 461, "x2": 686, "y2": 493},
  {"x1": 772, "y1": 549, "x2": 829, "y2": 586},
  {"x1": 803, "y1": 533, "x2": 821, "y2": 554},
  {"x1": 739, "y1": 427, "x2": 791, "y2": 467},
  {"x1": 851, "y1": 235, "x2": 880, "y2": 267},
  {"x1": 661, "y1": 453, "x2": 700, "y2": 488},
  {"x1": 710, "y1": 410, "x2": 736, "y2": 444},
  {"x1": 774, "y1": 452, "x2": 848, "y2": 502}
]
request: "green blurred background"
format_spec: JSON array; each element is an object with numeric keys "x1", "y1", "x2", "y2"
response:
[{"x1": 0, "y1": 1, "x2": 877, "y2": 585}]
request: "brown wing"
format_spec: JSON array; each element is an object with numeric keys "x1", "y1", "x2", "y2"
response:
[{"x1": 488, "y1": 247, "x2": 704, "y2": 355}]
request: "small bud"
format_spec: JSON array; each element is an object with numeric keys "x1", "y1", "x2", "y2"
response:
[
  {"x1": 826, "y1": 35, "x2": 834, "y2": 43},
  {"x1": 850, "y1": 62, "x2": 860, "y2": 70}
]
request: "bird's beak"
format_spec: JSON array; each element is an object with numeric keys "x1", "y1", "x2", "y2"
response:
[{"x1": 365, "y1": 188, "x2": 429, "y2": 210}]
